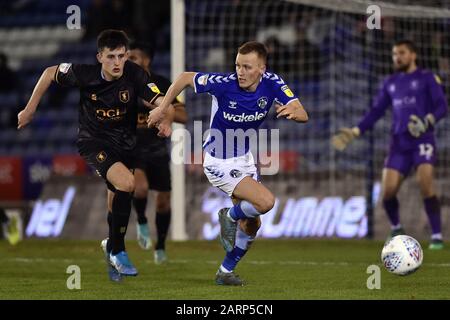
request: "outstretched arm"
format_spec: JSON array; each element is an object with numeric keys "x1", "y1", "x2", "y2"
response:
[
  {"x1": 172, "y1": 102, "x2": 188, "y2": 124},
  {"x1": 332, "y1": 80, "x2": 390, "y2": 151},
  {"x1": 356, "y1": 86, "x2": 390, "y2": 135},
  {"x1": 275, "y1": 99, "x2": 309, "y2": 123},
  {"x1": 147, "y1": 72, "x2": 195, "y2": 129},
  {"x1": 142, "y1": 99, "x2": 187, "y2": 124},
  {"x1": 18, "y1": 65, "x2": 58, "y2": 129}
]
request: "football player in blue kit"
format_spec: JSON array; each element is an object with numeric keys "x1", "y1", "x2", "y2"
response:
[
  {"x1": 332, "y1": 40, "x2": 448, "y2": 249},
  {"x1": 148, "y1": 41, "x2": 309, "y2": 285}
]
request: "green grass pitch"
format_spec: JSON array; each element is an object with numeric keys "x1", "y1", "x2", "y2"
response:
[{"x1": 1, "y1": 239, "x2": 449, "y2": 299}]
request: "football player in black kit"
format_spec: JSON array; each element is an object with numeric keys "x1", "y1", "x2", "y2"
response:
[
  {"x1": 128, "y1": 41, "x2": 187, "y2": 264},
  {"x1": 17, "y1": 30, "x2": 174, "y2": 282}
]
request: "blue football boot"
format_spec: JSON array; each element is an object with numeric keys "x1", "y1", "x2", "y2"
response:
[
  {"x1": 109, "y1": 251, "x2": 138, "y2": 276},
  {"x1": 137, "y1": 223, "x2": 152, "y2": 250},
  {"x1": 100, "y1": 238, "x2": 122, "y2": 282}
]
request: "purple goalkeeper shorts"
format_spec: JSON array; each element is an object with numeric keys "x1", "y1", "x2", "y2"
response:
[{"x1": 384, "y1": 136, "x2": 437, "y2": 176}]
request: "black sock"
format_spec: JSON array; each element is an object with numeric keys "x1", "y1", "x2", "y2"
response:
[
  {"x1": 155, "y1": 210, "x2": 171, "y2": 250},
  {"x1": 107, "y1": 211, "x2": 113, "y2": 253},
  {"x1": 111, "y1": 190, "x2": 132, "y2": 255},
  {"x1": 0, "y1": 208, "x2": 8, "y2": 224},
  {"x1": 133, "y1": 197, "x2": 148, "y2": 225}
]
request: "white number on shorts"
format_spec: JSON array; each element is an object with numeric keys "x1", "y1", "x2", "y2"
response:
[{"x1": 419, "y1": 143, "x2": 434, "y2": 160}]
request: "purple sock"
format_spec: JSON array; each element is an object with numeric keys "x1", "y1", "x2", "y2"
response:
[
  {"x1": 424, "y1": 196, "x2": 441, "y2": 235},
  {"x1": 383, "y1": 197, "x2": 400, "y2": 227}
]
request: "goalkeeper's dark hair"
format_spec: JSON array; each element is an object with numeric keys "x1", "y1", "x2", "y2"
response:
[
  {"x1": 129, "y1": 41, "x2": 155, "y2": 61},
  {"x1": 238, "y1": 41, "x2": 268, "y2": 64},
  {"x1": 97, "y1": 29, "x2": 130, "y2": 52},
  {"x1": 393, "y1": 39, "x2": 417, "y2": 53}
]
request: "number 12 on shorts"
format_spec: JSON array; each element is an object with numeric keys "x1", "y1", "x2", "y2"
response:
[{"x1": 419, "y1": 143, "x2": 434, "y2": 160}]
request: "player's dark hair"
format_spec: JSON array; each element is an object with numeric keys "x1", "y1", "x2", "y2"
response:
[
  {"x1": 238, "y1": 41, "x2": 268, "y2": 63},
  {"x1": 97, "y1": 29, "x2": 130, "y2": 52},
  {"x1": 393, "y1": 39, "x2": 417, "y2": 53},
  {"x1": 129, "y1": 41, "x2": 155, "y2": 61}
]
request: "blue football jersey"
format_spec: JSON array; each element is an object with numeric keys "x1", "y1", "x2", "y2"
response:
[{"x1": 194, "y1": 72, "x2": 299, "y2": 158}]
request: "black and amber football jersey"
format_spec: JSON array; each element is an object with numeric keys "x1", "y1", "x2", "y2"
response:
[
  {"x1": 55, "y1": 60, "x2": 161, "y2": 151},
  {"x1": 135, "y1": 72, "x2": 182, "y2": 158}
]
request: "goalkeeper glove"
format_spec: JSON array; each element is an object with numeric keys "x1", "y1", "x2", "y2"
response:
[
  {"x1": 407, "y1": 114, "x2": 435, "y2": 138},
  {"x1": 331, "y1": 127, "x2": 360, "y2": 151}
]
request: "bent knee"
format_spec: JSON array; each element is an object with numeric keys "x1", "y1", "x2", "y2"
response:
[
  {"x1": 419, "y1": 184, "x2": 435, "y2": 198},
  {"x1": 255, "y1": 193, "x2": 275, "y2": 214},
  {"x1": 116, "y1": 175, "x2": 135, "y2": 193}
]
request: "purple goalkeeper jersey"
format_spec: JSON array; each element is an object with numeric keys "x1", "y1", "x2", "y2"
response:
[{"x1": 357, "y1": 68, "x2": 448, "y2": 150}]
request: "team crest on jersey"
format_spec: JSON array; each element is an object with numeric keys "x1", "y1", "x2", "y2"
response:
[
  {"x1": 257, "y1": 97, "x2": 268, "y2": 109},
  {"x1": 389, "y1": 84, "x2": 396, "y2": 93},
  {"x1": 147, "y1": 83, "x2": 161, "y2": 94},
  {"x1": 96, "y1": 151, "x2": 107, "y2": 163},
  {"x1": 410, "y1": 80, "x2": 418, "y2": 89},
  {"x1": 197, "y1": 74, "x2": 209, "y2": 86},
  {"x1": 281, "y1": 85, "x2": 294, "y2": 98},
  {"x1": 59, "y1": 63, "x2": 71, "y2": 74},
  {"x1": 119, "y1": 90, "x2": 129, "y2": 103}
]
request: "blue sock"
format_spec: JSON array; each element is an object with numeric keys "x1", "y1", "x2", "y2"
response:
[
  {"x1": 228, "y1": 201, "x2": 262, "y2": 221},
  {"x1": 228, "y1": 204, "x2": 247, "y2": 220},
  {"x1": 220, "y1": 227, "x2": 254, "y2": 272},
  {"x1": 221, "y1": 247, "x2": 247, "y2": 272}
]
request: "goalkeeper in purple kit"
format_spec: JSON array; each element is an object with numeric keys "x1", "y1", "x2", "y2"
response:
[{"x1": 332, "y1": 40, "x2": 448, "y2": 249}]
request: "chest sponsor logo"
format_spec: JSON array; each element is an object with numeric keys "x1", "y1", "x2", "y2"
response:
[
  {"x1": 223, "y1": 111, "x2": 268, "y2": 122},
  {"x1": 392, "y1": 96, "x2": 416, "y2": 107},
  {"x1": 119, "y1": 90, "x2": 129, "y2": 103},
  {"x1": 137, "y1": 112, "x2": 149, "y2": 128},
  {"x1": 95, "y1": 107, "x2": 126, "y2": 121}
]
